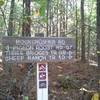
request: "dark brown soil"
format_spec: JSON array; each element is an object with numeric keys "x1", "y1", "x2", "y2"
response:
[{"x1": 0, "y1": 60, "x2": 100, "y2": 100}]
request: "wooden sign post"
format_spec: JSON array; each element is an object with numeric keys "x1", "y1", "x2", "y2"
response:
[
  {"x1": 37, "y1": 63, "x2": 48, "y2": 100},
  {"x1": 2, "y1": 36, "x2": 75, "y2": 100}
]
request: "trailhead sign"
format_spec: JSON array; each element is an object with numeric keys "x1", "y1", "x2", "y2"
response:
[
  {"x1": 2, "y1": 36, "x2": 75, "y2": 100},
  {"x1": 2, "y1": 36, "x2": 75, "y2": 63}
]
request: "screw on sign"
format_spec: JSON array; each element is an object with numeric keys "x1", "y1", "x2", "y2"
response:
[
  {"x1": 39, "y1": 64, "x2": 46, "y2": 71},
  {"x1": 39, "y1": 72, "x2": 46, "y2": 80}
]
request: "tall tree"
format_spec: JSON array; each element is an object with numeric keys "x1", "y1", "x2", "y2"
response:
[
  {"x1": 97, "y1": 0, "x2": 100, "y2": 67},
  {"x1": 47, "y1": 0, "x2": 50, "y2": 37},
  {"x1": 75, "y1": 1, "x2": 78, "y2": 59},
  {"x1": 7, "y1": 0, "x2": 15, "y2": 36},
  {"x1": 22, "y1": 0, "x2": 31, "y2": 36},
  {"x1": 81, "y1": 0, "x2": 86, "y2": 62}
]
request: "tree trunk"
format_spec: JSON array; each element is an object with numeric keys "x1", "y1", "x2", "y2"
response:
[
  {"x1": 60, "y1": 9, "x2": 62, "y2": 37},
  {"x1": 47, "y1": 0, "x2": 50, "y2": 37},
  {"x1": 65, "y1": 0, "x2": 68, "y2": 36},
  {"x1": 6, "y1": 0, "x2": 15, "y2": 91},
  {"x1": 87, "y1": 25, "x2": 91, "y2": 61},
  {"x1": 0, "y1": 7, "x2": 7, "y2": 30},
  {"x1": 81, "y1": 0, "x2": 86, "y2": 62},
  {"x1": 56, "y1": 0, "x2": 59, "y2": 37},
  {"x1": 6, "y1": 0, "x2": 15, "y2": 73},
  {"x1": 75, "y1": 1, "x2": 78, "y2": 59},
  {"x1": 22, "y1": 0, "x2": 31, "y2": 36},
  {"x1": 49, "y1": 3, "x2": 52, "y2": 36},
  {"x1": 87, "y1": 1, "x2": 93, "y2": 62},
  {"x1": 97, "y1": 0, "x2": 100, "y2": 67},
  {"x1": 7, "y1": 0, "x2": 15, "y2": 36}
]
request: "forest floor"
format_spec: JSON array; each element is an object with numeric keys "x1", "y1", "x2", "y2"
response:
[{"x1": 0, "y1": 59, "x2": 100, "y2": 100}]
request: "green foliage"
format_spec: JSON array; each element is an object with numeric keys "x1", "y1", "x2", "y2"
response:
[
  {"x1": 0, "y1": 16, "x2": 5, "y2": 36},
  {"x1": 58, "y1": 76, "x2": 80, "y2": 90},
  {"x1": 33, "y1": 0, "x2": 47, "y2": 16},
  {"x1": 13, "y1": 4, "x2": 23, "y2": 20},
  {"x1": 0, "y1": 16, "x2": 4, "y2": 27},
  {"x1": 39, "y1": 0, "x2": 47, "y2": 16},
  {"x1": 0, "y1": 0, "x2": 4, "y2": 6}
]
